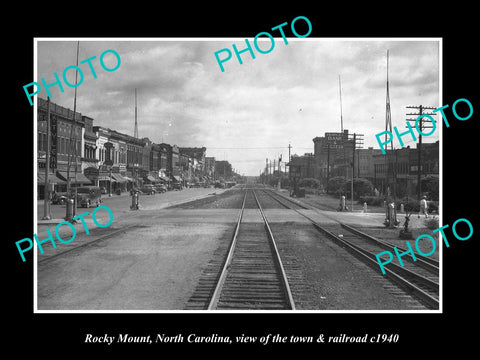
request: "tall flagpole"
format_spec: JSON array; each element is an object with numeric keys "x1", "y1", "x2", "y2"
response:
[
  {"x1": 66, "y1": 41, "x2": 80, "y2": 221},
  {"x1": 134, "y1": 88, "x2": 138, "y2": 138},
  {"x1": 73, "y1": 41, "x2": 80, "y2": 215},
  {"x1": 339, "y1": 75, "x2": 343, "y2": 133}
]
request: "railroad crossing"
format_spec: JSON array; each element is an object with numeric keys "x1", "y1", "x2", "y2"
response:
[{"x1": 36, "y1": 182, "x2": 439, "y2": 311}]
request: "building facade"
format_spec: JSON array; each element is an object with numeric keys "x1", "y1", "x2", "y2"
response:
[
  {"x1": 205, "y1": 156, "x2": 216, "y2": 179},
  {"x1": 313, "y1": 130, "x2": 355, "y2": 185},
  {"x1": 37, "y1": 99, "x2": 212, "y2": 197},
  {"x1": 373, "y1": 141, "x2": 439, "y2": 198},
  {"x1": 37, "y1": 98, "x2": 90, "y2": 198}
]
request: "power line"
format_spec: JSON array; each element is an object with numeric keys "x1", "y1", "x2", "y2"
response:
[
  {"x1": 207, "y1": 147, "x2": 287, "y2": 149},
  {"x1": 207, "y1": 147, "x2": 313, "y2": 150},
  {"x1": 406, "y1": 104, "x2": 437, "y2": 201}
]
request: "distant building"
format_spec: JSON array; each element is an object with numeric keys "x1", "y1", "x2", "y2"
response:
[
  {"x1": 373, "y1": 141, "x2": 439, "y2": 198},
  {"x1": 205, "y1": 157, "x2": 216, "y2": 179},
  {"x1": 81, "y1": 115, "x2": 98, "y2": 173},
  {"x1": 310, "y1": 128, "x2": 438, "y2": 198},
  {"x1": 37, "y1": 98, "x2": 224, "y2": 196},
  {"x1": 37, "y1": 98, "x2": 90, "y2": 198},
  {"x1": 171, "y1": 144, "x2": 180, "y2": 180},
  {"x1": 312, "y1": 129, "x2": 354, "y2": 185},
  {"x1": 287, "y1": 153, "x2": 315, "y2": 181},
  {"x1": 179, "y1": 147, "x2": 206, "y2": 176},
  {"x1": 356, "y1": 147, "x2": 383, "y2": 181}
]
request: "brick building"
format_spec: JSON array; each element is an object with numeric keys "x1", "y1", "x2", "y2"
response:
[{"x1": 37, "y1": 98, "x2": 211, "y2": 196}]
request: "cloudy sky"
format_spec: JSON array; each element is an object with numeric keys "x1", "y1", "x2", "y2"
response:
[{"x1": 36, "y1": 38, "x2": 440, "y2": 176}]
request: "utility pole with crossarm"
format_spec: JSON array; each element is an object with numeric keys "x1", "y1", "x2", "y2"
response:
[{"x1": 406, "y1": 105, "x2": 437, "y2": 201}]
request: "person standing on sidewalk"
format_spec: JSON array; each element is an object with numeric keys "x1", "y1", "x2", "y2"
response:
[{"x1": 418, "y1": 196, "x2": 428, "y2": 218}]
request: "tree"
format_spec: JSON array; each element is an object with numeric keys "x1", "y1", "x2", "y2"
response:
[
  {"x1": 353, "y1": 178, "x2": 374, "y2": 198},
  {"x1": 326, "y1": 176, "x2": 348, "y2": 195},
  {"x1": 299, "y1": 178, "x2": 321, "y2": 189},
  {"x1": 421, "y1": 175, "x2": 439, "y2": 201}
]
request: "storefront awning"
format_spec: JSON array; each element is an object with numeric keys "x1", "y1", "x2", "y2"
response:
[
  {"x1": 56, "y1": 171, "x2": 92, "y2": 184},
  {"x1": 123, "y1": 176, "x2": 134, "y2": 182},
  {"x1": 112, "y1": 173, "x2": 128, "y2": 183},
  {"x1": 159, "y1": 176, "x2": 170, "y2": 182},
  {"x1": 173, "y1": 175, "x2": 182, "y2": 182},
  {"x1": 37, "y1": 173, "x2": 66, "y2": 184},
  {"x1": 146, "y1": 175, "x2": 156, "y2": 182}
]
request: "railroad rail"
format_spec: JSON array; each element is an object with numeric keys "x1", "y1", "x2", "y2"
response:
[
  {"x1": 207, "y1": 189, "x2": 295, "y2": 310},
  {"x1": 262, "y1": 189, "x2": 440, "y2": 310}
]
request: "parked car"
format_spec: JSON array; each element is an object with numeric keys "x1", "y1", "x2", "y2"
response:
[
  {"x1": 76, "y1": 186, "x2": 102, "y2": 208},
  {"x1": 172, "y1": 182, "x2": 183, "y2": 190},
  {"x1": 51, "y1": 191, "x2": 68, "y2": 205},
  {"x1": 155, "y1": 184, "x2": 167, "y2": 193},
  {"x1": 139, "y1": 184, "x2": 156, "y2": 195},
  {"x1": 214, "y1": 181, "x2": 225, "y2": 189}
]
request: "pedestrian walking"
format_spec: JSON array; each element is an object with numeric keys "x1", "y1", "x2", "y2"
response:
[
  {"x1": 340, "y1": 195, "x2": 346, "y2": 211},
  {"x1": 418, "y1": 196, "x2": 428, "y2": 218}
]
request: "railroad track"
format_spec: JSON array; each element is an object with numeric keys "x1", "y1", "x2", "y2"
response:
[
  {"x1": 262, "y1": 189, "x2": 440, "y2": 310},
  {"x1": 208, "y1": 189, "x2": 295, "y2": 310},
  {"x1": 202, "y1": 189, "x2": 295, "y2": 310}
]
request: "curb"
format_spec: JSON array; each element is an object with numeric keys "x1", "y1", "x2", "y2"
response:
[
  {"x1": 37, "y1": 188, "x2": 230, "y2": 224},
  {"x1": 141, "y1": 189, "x2": 229, "y2": 210},
  {"x1": 37, "y1": 217, "x2": 97, "y2": 226}
]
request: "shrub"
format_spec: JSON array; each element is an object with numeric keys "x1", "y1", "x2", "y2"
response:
[
  {"x1": 353, "y1": 178, "x2": 374, "y2": 198},
  {"x1": 358, "y1": 195, "x2": 385, "y2": 207},
  {"x1": 280, "y1": 177, "x2": 290, "y2": 188},
  {"x1": 327, "y1": 176, "x2": 348, "y2": 194},
  {"x1": 403, "y1": 200, "x2": 419, "y2": 213},
  {"x1": 299, "y1": 178, "x2": 321, "y2": 189},
  {"x1": 422, "y1": 175, "x2": 439, "y2": 201},
  {"x1": 424, "y1": 216, "x2": 439, "y2": 230},
  {"x1": 427, "y1": 201, "x2": 439, "y2": 214}
]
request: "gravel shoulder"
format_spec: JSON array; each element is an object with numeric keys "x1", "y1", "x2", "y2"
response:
[{"x1": 272, "y1": 223, "x2": 425, "y2": 310}]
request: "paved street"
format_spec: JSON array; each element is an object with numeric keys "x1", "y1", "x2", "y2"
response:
[{"x1": 37, "y1": 187, "x2": 226, "y2": 223}]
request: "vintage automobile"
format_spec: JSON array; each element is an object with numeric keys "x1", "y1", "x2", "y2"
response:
[
  {"x1": 155, "y1": 184, "x2": 167, "y2": 193},
  {"x1": 139, "y1": 184, "x2": 157, "y2": 195},
  {"x1": 51, "y1": 191, "x2": 68, "y2": 205},
  {"x1": 214, "y1": 181, "x2": 225, "y2": 189},
  {"x1": 172, "y1": 182, "x2": 183, "y2": 190},
  {"x1": 76, "y1": 186, "x2": 103, "y2": 208}
]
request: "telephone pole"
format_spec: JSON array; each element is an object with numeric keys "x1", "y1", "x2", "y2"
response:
[
  {"x1": 134, "y1": 88, "x2": 138, "y2": 138},
  {"x1": 348, "y1": 133, "x2": 363, "y2": 210},
  {"x1": 406, "y1": 105, "x2": 437, "y2": 201},
  {"x1": 265, "y1": 158, "x2": 268, "y2": 184},
  {"x1": 384, "y1": 50, "x2": 394, "y2": 197},
  {"x1": 42, "y1": 98, "x2": 51, "y2": 220}
]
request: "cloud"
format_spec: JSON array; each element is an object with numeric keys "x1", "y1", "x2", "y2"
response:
[{"x1": 36, "y1": 39, "x2": 440, "y2": 175}]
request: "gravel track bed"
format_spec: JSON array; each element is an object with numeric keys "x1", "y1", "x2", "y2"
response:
[{"x1": 271, "y1": 223, "x2": 425, "y2": 310}]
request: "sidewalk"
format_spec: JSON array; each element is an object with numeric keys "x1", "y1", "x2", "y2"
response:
[
  {"x1": 36, "y1": 187, "x2": 228, "y2": 226},
  {"x1": 273, "y1": 188, "x2": 439, "y2": 230}
]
